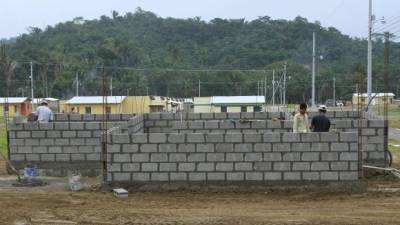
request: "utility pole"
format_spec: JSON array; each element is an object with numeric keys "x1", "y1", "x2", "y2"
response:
[
  {"x1": 312, "y1": 32, "x2": 316, "y2": 108},
  {"x1": 283, "y1": 61, "x2": 287, "y2": 106},
  {"x1": 272, "y1": 70, "x2": 275, "y2": 107},
  {"x1": 30, "y1": 61, "x2": 35, "y2": 110},
  {"x1": 264, "y1": 75, "x2": 267, "y2": 112},
  {"x1": 367, "y1": 0, "x2": 373, "y2": 111},
  {"x1": 333, "y1": 77, "x2": 336, "y2": 106},
  {"x1": 75, "y1": 72, "x2": 79, "y2": 96},
  {"x1": 198, "y1": 80, "x2": 201, "y2": 97},
  {"x1": 110, "y1": 77, "x2": 113, "y2": 96},
  {"x1": 257, "y1": 81, "x2": 260, "y2": 96}
]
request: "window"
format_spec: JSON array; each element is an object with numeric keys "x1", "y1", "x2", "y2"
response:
[
  {"x1": 85, "y1": 107, "x2": 91, "y2": 114},
  {"x1": 241, "y1": 106, "x2": 247, "y2": 112},
  {"x1": 106, "y1": 106, "x2": 111, "y2": 114},
  {"x1": 221, "y1": 106, "x2": 227, "y2": 112},
  {"x1": 254, "y1": 105, "x2": 262, "y2": 112}
]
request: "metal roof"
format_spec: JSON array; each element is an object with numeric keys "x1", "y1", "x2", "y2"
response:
[
  {"x1": 66, "y1": 96, "x2": 126, "y2": 104},
  {"x1": 211, "y1": 96, "x2": 265, "y2": 104},
  {"x1": 32, "y1": 97, "x2": 59, "y2": 104},
  {"x1": 0, "y1": 97, "x2": 30, "y2": 104},
  {"x1": 353, "y1": 93, "x2": 395, "y2": 97}
]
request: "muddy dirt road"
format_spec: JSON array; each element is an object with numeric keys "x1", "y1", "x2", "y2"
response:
[{"x1": 1, "y1": 190, "x2": 400, "y2": 225}]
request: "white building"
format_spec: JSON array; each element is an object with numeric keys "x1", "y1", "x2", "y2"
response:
[{"x1": 194, "y1": 96, "x2": 265, "y2": 113}]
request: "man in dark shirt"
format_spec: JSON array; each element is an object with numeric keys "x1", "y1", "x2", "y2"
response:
[{"x1": 310, "y1": 105, "x2": 331, "y2": 132}]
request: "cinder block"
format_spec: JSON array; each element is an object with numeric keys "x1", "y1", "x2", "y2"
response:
[
  {"x1": 188, "y1": 121, "x2": 204, "y2": 129},
  {"x1": 70, "y1": 123, "x2": 84, "y2": 130},
  {"x1": 207, "y1": 153, "x2": 224, "y2": 162},
  {"x1": 48, "y1": 146, "x2": 62, "y2": 153},
  {"x1": 121, "y1": 144, "x2": 138, "y2": 153},
  {"x1": 253, "y1": 162, "x2": 271, "y2": 171},
  {"x1": 78, "y1": 146, "x2": 93, "y2": 153},
  {"x1": 272, "y1": 143, "x2": 290, "y2": 152},
  {"x1": 335, "y1": 120, "x2": 352, "y2": 128},
  {"x1": 245, "y1": 172, "x2": 263, "y2": 181},
  {"x1": 284, "y1": 172, "x2": 301, "y2": 180},
  {"x1": 267, "y1": 121, "x2": 282, "y2": 129},
  {"x1": 311, "y1": 143, "x2": 329, "y2": 152},
  {"x1": 142, "y1": 163, "x2": 158, "y2": 171},
  {"x1": 32, "y1": 131, "x2": 46, "y2": 138},
  {"x1": 207, "y1": 172, "x2": 225, "y2": 180},
  {"x1": 197, "y1": 163, "x2": 214, "y2": 171},
  {"x1": 214, "y1": 113, "x2": 227, "y2": 119},
  {"x1": 131, "y1": 134, "x2": 147, "y2": 144},
  {"x1": 158, "y1": 144, "x2": 176, "y2": 152},
  {"x1": 187, "y1": 133, "x2": 204, "y2": 143},
  {"x1": 220, "y1": 121, "x2": 235, "y2": 129},
  {"x1": 264, "y1": 153, "x2": 282, "y2": 161},
  {"x1": 107, "y1": 144, "x2": 120, "y2": 153},
  {"x1": 188, "y1": 153, "x2": 206, "y2": 162},
  {"x1": 321, "y1": 152, "x2": 338, "y2": 161},
  {"x1": 44, "y1": 131, "x2": 60, "y2": 138},
  {"x1": 331, "y1": 143, "x2": 349, "y2": 151},
  {"x1": 25, "y1": 139, "x2": 39, "y2": 146},
  {"x1": 283, "y1": 153, "x2": 301, "y2": 161},
  {"x1": 234, "y1": 162, "x2": 252, "y2": 171},
  {"x1": 311, "y1": 162, "x2": 330, "y2": 171},
  {"x1": 368, "y1": 151, "x2": 385, "y2": 159},
  {"x1": 340, "y1": 132, "x2": 357, "y2": 142},
  {"x1": 132, "y1": 173, "x2": 150, "y2": 181},
  {"x1": 244, "y1": 133, "x2": 262, "y2": 143},
  {"x1": 282, "y1": 133, "x2": 300, "y2": 142},
  {"x1": 10, "y1": 154, "x2": 25, "y2": 161},
  {"x1": 82, "y1": 114, "x2": 95, "y2": 121},
  {"x1": 148, "y1": 113, "x2": 161, "y2": 120},
  {"x1": 170, "y1": 173, "x2": 187, "y2": 181},
  {"x1": 114, "y1": 154, "x2": 131, "y2": 162},
  {"x1": 140, "y1": 144, "x2": 158, "y2": 153},
  {"x1": 41, "y1": 154, "x2": 55, "y2": 161},
  {"x1": 71, "y1": 154, "x2": 85, "y2": 161},
  {"x1": 369, "y1": 120, "x2": 384, "y2": 128},
  {"x1": 226, "y1": 172, "x2": 244, "y2": 181},
  {"x1": 235, "y1": 121, "x2": 251, "y2": 129},
  {"x1": 62, "y1": 131, "x2": 76, "y2": 138},
  {"x1": 169, "y1": 153, "x2": 186, "y2": 162},
  {"x1": 203, "y1": 121, "x2": 219, "y2": 129},
  {"x1": 339, "y1": 172, "x2": 358, "y2": 181},
  {"x1": 201, "y1": 113, "x2": 215, "y2": 120},
  {"x1": 215, "y1": 144, "x2": 233, "y2": 152},
  {"x1": 302, "y1": 172, "x2": 320, "y2": 181},
  {"x1": 54, "y1": 114, "x2": 68, "y2": 121},
  {"x1": 85, "y1": 123, "x2": 100, "y2": 130},
  {"x1": 195, "y1": 144, "x2": 213, "y2": 152},
  {"x1": 18, "y1": 146, "x2": 33, "y2": 154},
  {"x1": 205, "y1": 133, "x2": 223, "y2": 143},
  {"x1": 132, "y1": 153, "x2": 149, "y2": 162},
  {"x1": 225, "y1": 133, "x2": 243, "y2": 143},
  {"x1": 178, "y1": 163, "x2": 196, "y2": 171},
  {"x1": 24, "y1": 123, "x2": 39, "y2": 130},
  {"x1": 64, "y1": 146, "x2": 78, "y2": 153},
  {"x1": 292, "y1": 143, "x2": 311, "y2": 152},
  {"x1": 17, "y1": 131, "x2": 31, "y2": 138},
  {"x1": 244, "y1": 153, "x2": 262, "y2": 162},
  {"x1": 264, "y1": 172, "x2": 282, "y2": 181},
  {"x1": 226, "y1": 153, "x2": 243, "y2": 162},
  {"x1": 292, "y1": 162, "x2": 310, "y2": 171},
  {"x1": 9, "y1": 139, "x2": 24, "y2": 146},
  {"x1": 254, "y1": 143, "x2": 271, "y2": 152},
  {"x1": 56, "y1": 154, "x2": 70, "y2": 161},
  {"x1": 301, "y1": 133, "x2": 320, "y2": 142},
  {"x1": 330, "y1": 162, "x2": 348, "y2": 171},
  {"x1": 178, "y1": 144, "x2": 196, "y2": 152},
  {"x1": 187, "y1": 113, "x2": 201, "y2": 120},
  {"x1": 167, "y1": 134, "x2": 185, "y2": 143},
  {"x1": 188, "y1": 173, "x2": 206, "y2": 181},
  {"x1": 273, "y1": 162, "x2": 290, "y2": 171},
  {"x1": 234, "y1": 144, "x2": 252, "y2": 152},
  {"x1": 114, "y1": 173, "x2": 131, "y2": 181},
  {"x1": 151, "y1": 153, "x2": 168, "y2": 162},
  {"x1": 368, "y1": 136, "x2": 384, "y2": 144},
  {"x1": 32, "y1": 146, "x2": 47, "y2": 153},
  {"x1": 108, "y1": 163, "x2": 121, "y2": 172},
  {"x1": 283, "y1": 121, "x2": 293, "y2": 129},
  {"x1": 112, "y1": 134, "x2": 129, "y2": 143},
  {"x1": 55, "y1": 122, "x2": 69, "y2": 130},
  {"x1": 70, "y1": 138, "x2": 85, "y2": 146},
  {"x1": 320, "y1": 133, "x2": 339, "y2": 142},
  {"x1": 85, "y1": 138, "x2": 100, "y2": 146},
  {"x1": 161, "y1": 113, "x2": 174, "y2": 120},
  {"x1": 26, "y1": 154, "x2": 39, "y2": 161},
  {"x1": 321, "y1": 171, "x2": 339, "y2": 180},
  {"x1": 301, "y1": 152, "x2": 319, "y2": 161},
  {"x1": 151, "y1": 173, "x2": 169, "y2": 181}
]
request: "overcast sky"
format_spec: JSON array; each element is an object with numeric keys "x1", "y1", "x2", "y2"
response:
[{"x1": 1, "y1": 0, "x2": 399, "y2": 39}]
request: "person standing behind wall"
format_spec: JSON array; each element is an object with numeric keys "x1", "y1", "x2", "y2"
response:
[
  {"x1": 35, "y1": 100, "x2": 53, "y2": 123},
  {"x1": 293, "y1": 103, "x2": 309, "y2": 133},
  {"x1": 310, "y1": 105, "x2": 331, "y2": 132}
]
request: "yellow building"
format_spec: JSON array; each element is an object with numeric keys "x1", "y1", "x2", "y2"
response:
[
  {"x1": 352, "y1": 93, "x2": 395, "y2": 106},
  {"x1": 64, "y1": 96, "x2": 180, "y2": 114},
  {"x1": 194, "y1": 96, "x2": 265, "y2": 113},
  {"x1": 0, "y1": 97, "x2": 32, "y2": 117}
]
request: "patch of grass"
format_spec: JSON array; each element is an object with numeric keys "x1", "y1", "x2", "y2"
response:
[
  {"x1": 389, "y1": 143, "x2": 400, "y2": 167},
  {"x1": 0, "y1": 119, "x2": 7, "y2": 158}
]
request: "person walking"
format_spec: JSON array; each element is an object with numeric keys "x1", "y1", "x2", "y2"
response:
[
  {"x1": 293, "y1": 103, "x2": 309, "y2": 133},
  {"x1": 310, "y1": 105, "x2": 331, "y2": 132},
  {"x1": 34, "y1": 100, "x2": 53, "y2": 123}
]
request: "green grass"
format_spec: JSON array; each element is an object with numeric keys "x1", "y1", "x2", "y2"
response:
[
  {"x1": 0, "y1": 119, "x2": 7, "y2": 158},
  {"x1": 373, "y1": 105, "x2": 400, "y2": 129}
]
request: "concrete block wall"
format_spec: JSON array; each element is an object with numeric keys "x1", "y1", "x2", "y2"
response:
[
  {"x1": 53, "y1": 113, "x2": 136, "y2": 122},
  {"x1": 127, "y1": 115, "x2": 144, "y2": 134},
  {"x1": 106, "y1": 132, "x2": 359, "y2": 184}
]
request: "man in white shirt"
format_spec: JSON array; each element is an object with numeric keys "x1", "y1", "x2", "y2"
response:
[{"x1": 35, "y1": 100, "x2": 53, "y2": 123}]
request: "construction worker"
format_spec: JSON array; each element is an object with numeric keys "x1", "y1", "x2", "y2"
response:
[
  {"x1": 293, "y1": 103, "x2": 309, "y2": 133},
  {"x1": 310, "y1": 105, "x2": 331, "y2": 132},
  {"x1": 34, "y1": 100, "x2": 53, "y2": 123}
]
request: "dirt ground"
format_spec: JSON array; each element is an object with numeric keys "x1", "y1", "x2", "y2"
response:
[{"x1": 1, "y1": 162, "x2": 400, "y2": 225}]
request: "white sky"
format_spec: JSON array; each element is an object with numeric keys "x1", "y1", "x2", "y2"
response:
[{"x1": 1, "y1": 0, "x2": 399, "y2": 39}]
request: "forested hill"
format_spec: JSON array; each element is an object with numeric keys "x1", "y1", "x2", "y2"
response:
[{"x1": 2, "y1": 9, "x2": 400, "y2": 102}]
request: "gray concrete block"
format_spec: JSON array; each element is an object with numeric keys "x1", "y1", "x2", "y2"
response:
[
  {"x1": 32, "y1": 131, "x2": 46, "y2": 138},
  {"x1": 283, "y1": 153, "x2": 301, "y2": 161},
  {"x1": 10, "y1": 154, "x2": 25, "y2": 161},
  {"x1": 292, "y1": 162, "x2": 310, "y2": 171},
  {"x1": 253, "y1": 162, "x2": 271, "y2": 171},
  {"x1": 63, "y1": 146, "x2": 78, "y2": 153},
  {"x1": 226, "y1": 112, "x2": 240, "y2": 119},
  {"x1": 24, "y1": 123, "x2": 39, "y2": 130},
  {"x1": 70, "y1": 138, "x2": 85, "y2": 146},
  {"x1": 225, "y1": 133, "x2": 243, "y2": 143},
  {"x1": 169, "y1": 153, "x2": 186, "y2": 162},
  {"x1": 244, "y1": 153, "x2": 262, "y2": 162},
  {"x1": 114, "y1": 154, "x2": 131, "y2": 162},
  {"x1": 264, "y1": 172, "x2": 282, "y2": 181},
  {"x1": 18, "y1": 146, "x2": 33, "y2": 154},
  {"x1": 214, "y1": 113, "x2": 227, "y2": 119},
  {"x1": 206, "y1": 172, "x2": 224, "y2": 181},
  {"x1": 130, "y1": 134, "x2": 147, "y2": 144},
  {"x1": 207, "y1": 153, "x2": 224, "y2": 162},
  {"x1": 272, "y1": 143, "x2": 290, "y2": 152},
  {"x1": 284, "y1": 172, "x2": 301, "y2": 180},
  {"x1": 82, "y1": 114, "x2": 95, "y2": 121},
  {"x1": 122, "y1": 144, "x2": 138, "y2": 153},
  {"x1": 167, "y1": 134, "x2": 185, "y2": 143},
  {"x1": 292, "y1": 143, "x2": 311, "y2": 152},
  {"x1": 320, "y1": 133, "x2": 339, "y2": 142},
  {"x1": 187, "y1": 133, "x2": 204, "y2": 143},
  {"x1": 108, "y1": 163, "x2": 121, "y2": 172},
  {"x1": 113, "y1": 173, "x2": 131, "y2": 181},
  {"x1": 32, "y1": 146, "x2": 47, "y2": 153},
  {"x1": 77, "y1": 131, "x2": 92, "y2": 138},
  {"x1": 150, "y1": 153, "x2": 168, "y2": 162},
  {"x1": 70, "y1": 123, "x2": 84, "y2": 130},
  {"x1": 78, "y1": 146, "x2": 93, "y2": 153},
  {"x1": 142, "y1": 163, "x2": 158, "y2": 172},
  {"x1": 17, "y1": 131, "x2": 31, "y2": 138},
  {"x1": 188, "y1": 173, "x2": 206, "y2": 181},
  {"x1": 235, "y1": 121, "x2": 251, "y2": 129},
  {"x1": 55, "y1": 122, "x2": 69, "y2": 130},
  {"x1": 301, "y1": 152, "x2": 320, "y2": 161},
  {"x1": 9, "y1": 139, "x2": 24, "y2": 146},
  {"x1": 200, "y1": 113, "x2": 215, "y2": 120},
  {"x1": 170, "y1": 172, "x2": 187, "y2": 181},
  {"x1": 62, "y1": 131, "x2": 76, "y2": 138},
  {"x1": 160, "y1": 113, "x2": 174, "y2": 120},
  {"x1": 215, "y1": 143, "x2": 233, "y2": 152},
  {"x1": 311, "y1": 143, "x2": 330, "y2": 152},
  {"x1": 204, "y1": 121, "x2": 219, "y2": 129},
  {"x1": 132, "y1": 153, "x2": 149, "y2": 162},
  {"x1": 273, "y1": 162, "x2": 290, "y2": 171},
  {"x1": 25, "y1": 139, "x2": 39, "y2": 146},
  {"x1": 148, "y1": 133, "x2": 167, "y2": 143},
  {"x1": 368, "y1": 136, "x2": 384, "y2": 144},
  {"x1": 330, "y1": 162, "x2": 348, "y2": 171},
  {"x1": 195, "y1": 144, "x2": 214, "y2": 152},
  {"x1": 226, "y1": 172, "x2": 244, "y2": 181},
  {"x1": 132, "y1": 173, "x2": 150, "y2": 181},
  {"x1": 245, "y1": 172, "x2": 263, "y2": 181},
  {"x1": 244, "y1": 133, "x2": 262, "y2": 143},
  {"x1": 321, "y1": 171, "x2": 339, "y2": 180},
  {"x1": 220, "y1": 121, "x2": 235, "y2": 129},
  {"x1": 226, "y1": 153, "x2": 244, "y2": 162},
  {"x1": 264, "y1": 153, "x2": 282, "y2": 161},
  {"x1": 335, "y1": 120, "x2": 352, "y2": 128},
  {"x1": 331, "y1": 143, "x2": 349, "y2": 151},
  {"x1": 205, "y1": 133, "x2": 223, "y2": 143},
  {"x1": 188, "y1": 153, "x2": 206, "y2": 162},
  {"x1": 339, "y1": 171, "x2": 358, "y2": 181},
  {"x1": 367, "y1": 151, "x2": 385, "y2": 159},
  {"x1": 251, "y1": 121, "x2": 266, "y2": 129},
  {"x1": 301, "y1": 133, "x2": 320, "y2": 142},
  {"x1": 86, "y1": 138, "x2": 100, "y2": 146},
  {"x1": 234, "y1": 144, "x2": 252, "y2": 152},
  {"x1": 26, "y1": 154, "x2": 40, "y2": 161},
  {"x1": 55, "y1": 154, "x2": 70, "y2": 161},
  {"x1": 369, "y1": 120, "x2": 384, "y2": 128},
  {"x1": 41, "y1": 154, "x2": 55, "y2": 161},
  {"x1": 71, "y1": 154, "x2": 85, "y2": 161},
  {"x1": 48, "y1": 146, "x2": 62, "y2": 153},
  {"x1": 178, "y1": 163, "x2": 196, "y2": 171},
  {"x1": 151, "y1": 173, "x2": 169, "y2": 181},
  {"x1": 340, "y1": 132, "x2": 357, "y2": 142},
  {"x1": 188, "y1": 113, "x2": 201, "y2": 120},
  {"x1": 321, "y1": 152, "x2": 338, "y2": 161},
  {"x1": 267, "y1": 121, "x2": 282, "y2": 129},
  {"x1": 148, "y1": 113, "x2": 161, "y2": 120},
  {"x1": 178, "y1": 144, "x2": 196, "y2": 152},
  {"x1": 140, "y1": 144, "x2": 158, "y2": 153},
  {"x1": 197, "y1": 163, "x2": 214, "y2": 171},
  {"x1": 85, "y1": 122, "x2": 100, "y2": 130},
  {"x1": 107, "y1": 144, "x2": 121, "y2": 153},
  {"x1": 112, "y1": 134, "x2": 130, "y2": 143},
  {"x1": 158, "y1": 144, "x2": 177, "y2": 152},
  {"x1": 302, "y1": 172, "x2": 320, "y2": 181},
  {"x1": 188, "y1": 121, "x2": 204, "y2": 129},
  {"x1": 254, "y1": 143, "x2": 271, "y2": 152},
  {"x1": 311, "y1": 162, "x2": 330, "y2": 171},
  {"x1": 282, "y1": 133, "x2": 300, "y2": 142},
  {"x1": 235, "y1": 162, "x2": 253, "y2": 171}
]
